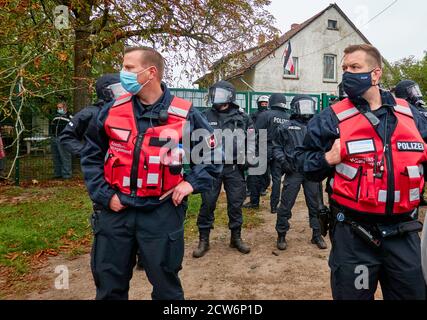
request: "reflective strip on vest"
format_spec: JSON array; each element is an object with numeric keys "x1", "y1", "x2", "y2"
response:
[
  {"x1": 407, "y1": 166, "x2": 421, "y2": 179},
  {"x1": 336, "y1": 107, "x2": 360, "y2": 121},
  {"x1": 113, "y1": 94, "x2": 132, "y2": 107},
  {"x1": 147, "y1": 173, "x2": 159, "y2": 185},
  {"x1": 378, "y1": 190, "x2": 401, "y2": 203},
  {"x1": 168, "y1": 105, "x2": 189, "y2": 118},
  {"x1": 149, "y1": 156, "x2": 161, "y2": 164},
  {"x1": 410, "y1": 188, "x2": 420, "y2": 201},
  {"x1": 123, "y1": 176, "x2": 142, "y2": 188},
  {"x1": 336, "y1": 163, "x2": 358, "y2": 179},
  {"x1": 123, "y1": 176, "x2": 130, "y2": 187},
  {"x1": 394, "y1": 105, "x2": 413, "y2": 117}
]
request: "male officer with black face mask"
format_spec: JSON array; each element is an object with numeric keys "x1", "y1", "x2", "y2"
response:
[
  {"x1": 273, "y1": 95, "x2": 327, "y2": 251},
  {"x1": 254, "y1": 93, "x2": 290, "y2": 213},
  {"x1": 244, "y1": 95, "x2": 270, "y2": 208},
  {"x1": 297, "y1": 44, "x2": 427, "y2": 300},
  {"x1": 193, "y1": 80, "x2": 254, "y2": 258}
]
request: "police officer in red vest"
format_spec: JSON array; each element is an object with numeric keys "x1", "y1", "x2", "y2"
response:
[
  {"x1": 81, "y1": 46, "x2": 221, "y2": 300},
  {"x1": 297, "y1": 44, "x2": 426, "y2": 300}
]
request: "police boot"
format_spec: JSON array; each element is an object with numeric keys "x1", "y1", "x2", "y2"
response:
[
  {"x1": 311, "y1": 230, "x2": 327, "y2": 250},
  {"x1": 230, "y1": 229, "x2": 251, "y2": 254},
  {"x1": 277, "y1": 234, "x2": 287, "y2": 250},
  {"x1": 242, "y1": 202, "x2": 259, "y2": 209},
  {"x1": 192, "y1": 230, "x2": 210, "y2": 258}
]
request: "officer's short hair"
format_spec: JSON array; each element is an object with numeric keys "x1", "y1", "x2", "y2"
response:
[
  {"x1": 124, "y1": 46, "x2": 165, "y2": 80},
  {"x1": 344, "y1": 44, "x2": 382, "y2": 69}
]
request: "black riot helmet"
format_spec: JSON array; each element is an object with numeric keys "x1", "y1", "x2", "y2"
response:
[
  {"x1": 290, "y1": 95, "x2": 316, "y2": 121},
  {"x1": 95, "y1": 73, "x2": 126, "y2": 104},
  {"x1": 208, "y1": 80, "x2": 238, "y2": 110},
  {"x1": 395, "y1": 80, "x2": 425, "y2": 108},
  {"x1": 268, "y1": 93, "x2": 288, "y2": 110},
  {"x1": 338, "y1": 82, "x2": 348, "y2": 101},
  {"x1": 256, "y1": 95, "x2": 269, "y2": 111}
]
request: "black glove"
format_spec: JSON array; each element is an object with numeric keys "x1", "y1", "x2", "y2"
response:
[{"x1": 280, "y1": 160, "x2": 292, "y2": 175}]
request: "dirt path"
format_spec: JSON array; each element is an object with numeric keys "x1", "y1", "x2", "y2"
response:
[{"x1": 15, "y1": 190, "x2": 335, "y2": 300}]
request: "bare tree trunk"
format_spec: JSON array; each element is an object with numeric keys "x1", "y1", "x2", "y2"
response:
[{"x1": 73, "y1": 29, "x2": 92, "y2": 113}]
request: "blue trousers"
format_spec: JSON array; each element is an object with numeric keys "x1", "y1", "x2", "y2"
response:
[{"x1": 90, "y1": 200, "x2": 186, "y2": 300}]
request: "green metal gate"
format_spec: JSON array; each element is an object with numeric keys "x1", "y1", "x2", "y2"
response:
[{"x1": 170, "y1": 88, "x2": 326, "y2": 114}]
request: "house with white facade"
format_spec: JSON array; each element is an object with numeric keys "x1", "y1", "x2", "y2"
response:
[{"x1": 196, "y1": 3, "x2": 388, "y2": 96}]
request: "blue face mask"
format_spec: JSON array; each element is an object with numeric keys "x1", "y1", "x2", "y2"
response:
[
  {"x1": 120, "y1": 67, "x2": 152, "y2": 95},
  {"x1": 57, "y1": 109, "x2": 66, "y2": 115},
  {"x1": 342, "y1": 70, "x2": 375, "y2": 99}
]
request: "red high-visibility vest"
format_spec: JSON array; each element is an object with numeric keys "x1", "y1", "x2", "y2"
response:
[
  {"x1": 104, "y1": 93, "x2": 192, "y2": 197},
  {"x1": 330, "y1": 98, "x2": 427, "y2": 216}
]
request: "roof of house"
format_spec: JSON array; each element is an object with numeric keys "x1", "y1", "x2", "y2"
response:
[{"x1": 196, "y1": 3, "x2": 374, "y2": 84}]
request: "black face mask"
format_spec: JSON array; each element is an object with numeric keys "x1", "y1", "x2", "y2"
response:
[
  {"x1": 213, "y1": 104, "x2": 228, "y2": 112},
  {"x1": 343, "y1": 69, "x2": 376, "y2": 99}
]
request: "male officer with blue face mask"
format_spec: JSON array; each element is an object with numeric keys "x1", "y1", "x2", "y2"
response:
[
  {"x1": 297, "y1": 44, "x2": 427, "y2": 300},
  {"x1": 81, "y1": 46, "x2": 222, "y2": 300}
]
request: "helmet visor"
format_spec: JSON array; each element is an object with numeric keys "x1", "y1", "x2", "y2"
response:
[
  {"x1": 297, "y1": 100, "x2": 316, "y2": 115},
  {"x1": 407, "y1": 84, "x2": 423, "y2": 99},
  {"x1": 108, "y1": 83, "x2": 128, "y2": 99},
  {"x1": 209, "y1": 87, "x2": 233, "y2": 105}
]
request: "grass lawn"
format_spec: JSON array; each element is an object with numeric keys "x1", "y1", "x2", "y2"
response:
[{"x1": 0, "y1": 180, "x2": 263, "y2": 276}]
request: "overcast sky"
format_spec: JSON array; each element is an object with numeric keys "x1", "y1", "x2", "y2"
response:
[{"x1": 268, "y1": 0, "x2": 427, "y2": 63}]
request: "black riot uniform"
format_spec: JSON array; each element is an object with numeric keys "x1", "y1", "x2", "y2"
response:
[
  {"x1": 244, "y1": 95, "x2": 270, "y2": 208},
  {"x1": 60, "y1": 73, "x2": 123, "y2": 156},
  {"x1": 296, "y1": 88, "x2": 427, "y2": 300},
  {"x1": 395, "y1": 80, "x2": 427, "y2": 206},
  {"x1": 50, "y1": 105, "x2": 73, "y2": 179},
  {"x1": 193, "y1": 80, "x2": 254, "y2": 258},
  {"x1": 272, "y1": 95, "x2": 327, "y2": 250},
  {"x1": 254, "y1": 93, "x2": 290, "y2": 213}
]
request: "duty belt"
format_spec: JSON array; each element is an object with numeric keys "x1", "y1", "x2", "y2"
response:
[{"x1": 330, "y1": 205, "x2": 423, "y2": 250}]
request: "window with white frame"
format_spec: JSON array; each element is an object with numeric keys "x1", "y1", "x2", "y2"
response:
[
  {"x1": 323, "y1": 54, "x2": 337, "y2": 82},
  {"x1": 284, "y1": 57, "x2": 299, "y2": 78}
]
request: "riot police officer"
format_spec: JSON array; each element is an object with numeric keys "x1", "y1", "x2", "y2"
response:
[
  {"x1": 244, "y1": 95, "x2": 270, "y2": 208},
  {"x1": 254, "y1": 93, "x2": 290, "y2": 213},
  {"x1": 395, "y1": 80, "x2": 427, "y2": 206},
  {"x1": 193, "y1": 80, "x2": 254, "y2": 258},
  {"x1": 273, "y1": 95, "x2": 327, "y2": 250},
  {"x1": 395, "y1": 80, "x2": 426, "y2": 111},
  {"x1": 60, "y1": 73, "x2": 124, "y2": 156}
]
